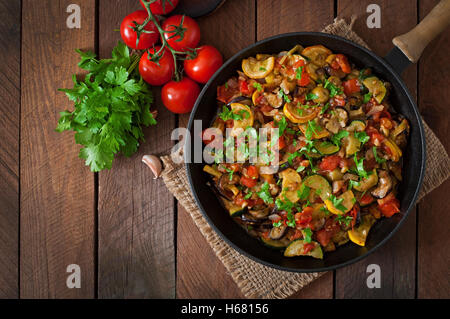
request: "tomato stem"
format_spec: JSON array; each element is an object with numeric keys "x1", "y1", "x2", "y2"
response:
[{"x1": 139, "y1": 0, "x2": 186, "y2": 82}]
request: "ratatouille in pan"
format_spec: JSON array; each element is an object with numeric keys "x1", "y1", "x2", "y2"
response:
[{"x1": 202, "y1": 44, "x2": 409, "y2": 259}]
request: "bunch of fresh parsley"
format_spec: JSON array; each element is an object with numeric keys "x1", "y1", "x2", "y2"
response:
[{"x1": 56, "y1": 42, "x2": 156, "y2": 172}]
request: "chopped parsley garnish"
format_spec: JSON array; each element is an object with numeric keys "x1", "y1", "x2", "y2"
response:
[
  {"x1": 331, "y1": 130, "x2": 349, "y2": 146},
  {"x1": 257, "y1": 182, "x2": 273, "y2": 204},
  {"x1": 275, "y1": 196, "x2": 295, "y2": 214},
  {"x1": 225, "y1": 168, "x2": 234, "y2": 181},
  {"x1": 320, "y1": 102, "x2": 330, "y2": 115},
  {"x1": 296, "y1": 66, "x2": 304, "y2": 80},
  {"x1": 297, "y1": 184, "x2": 311, "y2": 201},
  {"x1": 329, "y1": 194, "x2": 347, "y2": 213},
  {"x1": 306, "y1": 93, "x2": 318, "y2": 101},
  {"x1": 274, "y1": 116, "x2": 288, "y2": 136},
  {"x1": 278, "y1": 90, "x2": 291, "y2": 103},
  {"x1": 273, "y1": 220, "x2": 283, "y2": 227},
  {"x1": 363, "y1": 92, "x2": 372, "y2": 103},
  {"x1": 302, "y1": 228, "x2": 313, "y2": 243},
  {"x1": 373, "y1": 146, "x2": 386, "y2": 164},
  {"x1": 253, "y1": 82, "x2": 263, "y2": 92},
  {"x1": 244, "y1": 192, "x2": 253, "y2": 200},
  {"x1": 259, "y1": 66, "x2": 267, "y2": 72},
  {"x1": 219, "y1": 105, "x2": 241, "y2": 121},
  {"x1": 296, "y1": 165, "x2": 306, "y2": 173},
  {"x1": 324, "y1": 79, "x2": 343, "y2": 97},
  {"x1": 286, "y1": 212, "x2": 296, "y2": 228},
  {"x1": 348, "y1": 179, "x2": 361, "y2": 190},
  {"x1": 354, "y1": 154, "x2": 368, "y2": 179},
  {"x1": 335, "y1": 215, "x2": 353, "y2": 227},
  {"x1": 355, "y1": 131, "x2": 370, "y2": 145},
  {"x1": 305, "y1": 120, "x2": 322, "y2": 140}
]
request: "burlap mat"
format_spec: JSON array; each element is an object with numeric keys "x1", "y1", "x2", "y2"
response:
[{"x1": 160, "y1": 18, "x2": 450, "y2": 299}]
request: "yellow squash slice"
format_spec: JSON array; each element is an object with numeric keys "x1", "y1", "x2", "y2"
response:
[{"x1": 242, "y1": 56, "x2": 275, "y2": 79}]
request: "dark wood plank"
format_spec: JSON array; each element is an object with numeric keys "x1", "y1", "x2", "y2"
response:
[
  {"x1": 97, "y1": 0, "x2": 176, "y2": 298},
  {"x1": 0, "y1": 0, "x2": 20, "y2": 299},
  {"x1": 20, "y1": 0, "x2": 96, "y2": 298},
  {"x1": 417, "y1": 0, "x2": 450, "y2": 299},
  {"x1": 258, "y1": 0, "x2": 335, "y2": 299},
  {"x1": 176, "y1": 0, "x2": 255, "y2": 298},
  {"x1": 335, "y1": 0, "x2": 417, "y2": 298}
]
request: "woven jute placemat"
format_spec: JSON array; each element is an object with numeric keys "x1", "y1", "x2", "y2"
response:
[{"x1": 160, "y1": 18, "x2": 450, "y2": 299}]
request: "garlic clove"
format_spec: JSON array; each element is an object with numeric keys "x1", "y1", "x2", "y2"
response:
[{"x1": 142, "y1": 155, "x2": 162, "y2": 179}]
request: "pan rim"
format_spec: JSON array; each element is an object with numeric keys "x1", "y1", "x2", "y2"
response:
[{"x1": 185, "y1": 31, "x2": 426, "y2": 273}]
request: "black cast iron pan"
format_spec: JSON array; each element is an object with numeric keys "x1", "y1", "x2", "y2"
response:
[{"x1": 185, "y1": 1, "x2": 450, "y2": 272}]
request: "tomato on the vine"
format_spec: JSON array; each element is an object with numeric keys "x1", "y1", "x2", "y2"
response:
[
  {"x1": 139, "y1": 46, "x2": 175, "y2": 86},
  {"x1": 140, "y1": 0, "x2": 179, "y2": 15},
  {"x1": 161, "y1": 77, "x2": 200, "y2": 114},
  {"x1": 184, "y1": 45, "x2": 223, "y2": 84},
  {"x1": 120, "y1": 10, "x2": 159, "y2": 50},
  {"x1": 162, "y1": 15, "x2": 200, "y2": 52}
]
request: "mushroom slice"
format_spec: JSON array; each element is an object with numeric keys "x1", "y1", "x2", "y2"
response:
[
  {"x1": 269, "y1": 225, "x2": 287, "y2": 240},
  {"x1": 264, "y1": 92, "x2": 283, "y2": 108},
  {"x1": 371, "y1": 170, "x2": 393, "y2": 198}
]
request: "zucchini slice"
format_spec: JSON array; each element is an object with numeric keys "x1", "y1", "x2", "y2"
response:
[
  {"x1": 278, "y1": 168, "x2": 302, "y2": 203},
  {"x1": 261, "y1": 237, "x2": 289, "y2": 250},
  {"x1": 342, "y1": 133, "x2": 361, "y2": 157},
  {"x1": 221, "y1": 198, "x2": 246, "y2": 217},
  {"x1": 353, "y1": 170, "x2": 378, "y2": 192},
  {"x1": 284, "y1": 240, "x2": 323, "y2": 259},
  {"x1": 348, "y1": 214, "x2": 376, "y2": 246},
  {"x1": 314, "y1": 141, "x2": 340, "y2": 155},
  {"x1": 362, "y1": 76, "x2": 386, "y2": 103},
  {"x1": 346, "y1": 120, "x2": 366, "y2": 132},
  {"x1": 324, "y1": 190, "x2": 356, "y2": 215},
  {"x1": 303, "y1": 175, "x2": 332, "y2": 202}
]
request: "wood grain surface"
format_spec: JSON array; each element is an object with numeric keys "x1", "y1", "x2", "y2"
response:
[
  {"x1": 335, "y1": 0, "x2": 418, "y2": 299},
  {"x1": 0, "y1": 0, "x2": 20, "y2": 299},
  {"x1": 97, "y1": 0, "x2": 176, "y2": 298},
  {"x1": 0, "y1": 0, "x2": 448, "y2": 299},
  {"x1": 20, "y1": 0, "x2": 96, "y2": 298},
  {"x1": 417, "y1": 0, "x2": 450, "y2": 299}
]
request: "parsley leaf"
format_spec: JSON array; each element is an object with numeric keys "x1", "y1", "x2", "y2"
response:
[
  {"x1": 329, "y1": 194, "x2": 348, "y2": 213},
  {"x1": 296, "y1": 66, "x2": 304, "y2": 80},
  {"x1": 355, "y1": 131, "x2": 370, "y2": 145},
  {"x1": 306, "y1": 93, "x2": 318, "y2": 100},
  {"x1": 274, "y1": 116, "x2": 288, "y2": 136},
  {"x1": 335, "y1": 215, "x2": 353, "y2": 227},
  {"x1": 373, "y1": 146, "x2": 386, "y2": 164},
  {"x1": 244, "y1": 192, "x2": 253, "y2": 200},
  {"x1": 278, "y1": 90, "x2": 291, "y2": 103},
  {"x1": 57, "y1": 42, "x2": 155, "y2": 172},
  {"x1": 354, "y1": 154, "x2": 368, "y2": 179},
  {"x1": 257, "y1": 182, "x2": 274, "y2": 204},
  {"x1": 297, "y1": 184, "x2": 311, "y2": 201},
  {"x1": 363, "y1": 92, "x2": 372, "y2": 103},
  {"x1": 302, "y1": 228, "x2": 313, "y2": 243},
  {"x1": 253, "y1": 82, "x2": 263, "y2": 92},
  {"x1": 331, "y1": 130, "x2": 349, "y2": 146},
  {"x1": 324, "y1": 79, "x2": 343, "y2": 97}
]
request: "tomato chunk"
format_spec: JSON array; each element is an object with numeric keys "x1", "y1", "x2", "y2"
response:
[
  {"x1": 240, "y1": 176, "x2": 257, "y2": 188},
  {"x1": 319, "y1": 155, "x2": 341, "y2": 172},
  {"x1": 343, "y1": 78, "x2": 361, "y2": 96},
  {"x1": 335, "y1": 54, "x2": 351, "y2": 73}
]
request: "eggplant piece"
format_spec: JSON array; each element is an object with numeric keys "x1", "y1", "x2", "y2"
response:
[
  {"x1": 269, "y1": 225, "x2": 287, "y2": 240},
  {"x1": 248, "y1": 207, "x2": 270, "y2": 220},
  {"x1": 371, "y1": 170, "x2": 393, "y2": 198},
  {"x1": 227, "y1": 96, "x2": 252, "y2": 106}
]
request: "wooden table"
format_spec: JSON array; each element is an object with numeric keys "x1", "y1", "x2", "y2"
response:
[{"x1": 0, "y1": 0, "x2": 448, "y2": 299}]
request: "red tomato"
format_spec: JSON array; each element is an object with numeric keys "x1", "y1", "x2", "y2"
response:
[
  {"x1": 184, "y1": 45, "x2": 223, "y2": 84},
  {"x1": 120, "y1": 10, "x2": 159, "y2": 50},
  {"x1": 140, "y1": 0, "x2": 179, "y2": 15},
  {"x1": 277, "y1": 136, "x2": 287, "y2": 150},
  {"x1": 293, "y1": 60, "x2": 310, "y2": 86},
  {"x1": 239, "y1": 79, "x2": 255, "y2": 96},
  {"x1": 303, "y1": 243, "x2": 316, "y2": 254},
  {"x1": 246, "y1": 166, "x2": 259, "y2": 179},
  {"x1": 162, "y1": 15, "x2": 200, "y2": 51},
  {"x1": 335, "y1": 54, "x2": 351, "y2": 73},
  {"x1": 161, "y1": 77, "x2": 200, "y2": 114},
  {"x1": 359, "y1": 193, "x2": 375, "y2": 206},
  {"x1": 233, "y1": 193, "x2": 247, "y2": 207},
  {"x1": 378, "y1": 200, "x2": 400, "y2": 217},
  {"x1": 295, "y1": 207, "x2": 313, "y2": 227},
  {"x1": 343, "y1": 79, "x2": 361, "y2": 96},
  {"x1": 139, "y1": 47, "x2": 174, "y2": 86},
  {"x1": 319, "y1": 155, "x2": 341, "y2": 172},
  {"x1": 240, "y1": 176, "x2": 257, "y2": 188},
  {"x1": 315, "y1": 219, "x2": 340, "y2": 246}
]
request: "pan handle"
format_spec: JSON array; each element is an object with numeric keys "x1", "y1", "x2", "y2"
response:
[{"x1": 392, "y1": 0, "x2": 450, "y2": 63}]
